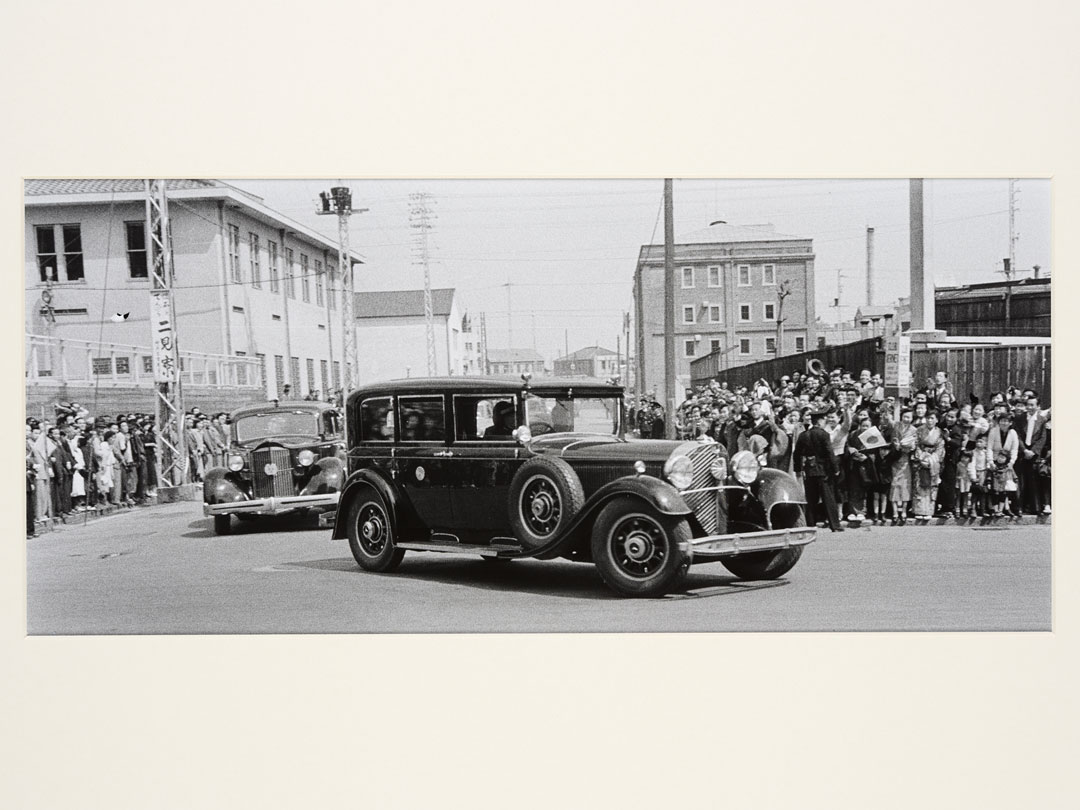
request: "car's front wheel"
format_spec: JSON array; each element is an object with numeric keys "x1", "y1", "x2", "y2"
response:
[
  {"x1": 591, "y1": 498, "x2": 690, "y2": 597},
  {"x1": 346, "y1": 491, "x2": 405, "y2": 572}
]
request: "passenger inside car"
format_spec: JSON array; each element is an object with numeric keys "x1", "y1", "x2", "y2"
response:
[{"x1": 484, "y1": 401, "x2": 517, "y2": 438}]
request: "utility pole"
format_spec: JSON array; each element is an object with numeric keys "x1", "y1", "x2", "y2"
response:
[
  {"x1": 145, "y1": 180, "x2": 186, "y2": 488},
  {"x1": 866, "y1": 226, "x2": 875, "y2": 307},
  {"x1": 663, "y1": 179, "x2": 675, "y2": 439},
  {"x1": 479, "y1": 312, "x2": 489, "y2": 374},
  {"x1": 505, "y1": 279, "x2": 513, "y2": 349},
  {"x1": 318, "y1": 187, "x2": 366, "y2": 391},
  {"x1": 409, "y1": 192, "x2": 437, "y2": 375},
  {"x1": 775, "y1": 279, "x2": 792, "y2": 357}
]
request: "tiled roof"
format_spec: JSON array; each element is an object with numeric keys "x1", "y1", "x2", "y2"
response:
[
  {"x1": 24, "y1": 179, "x2": 224, "y2": 196},
  {"x1": 355, "y1": 288, "x2": 456, "y2": 319},
  {"x1": 487, "y1": 348, "x2": 545, "y2": 363},
  {"x1": 556, "y1": 345, "x2": 618, "y2": 361}
]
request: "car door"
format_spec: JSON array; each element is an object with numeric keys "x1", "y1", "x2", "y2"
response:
[
  {"x1": 394, "y1": 394, "x2": 454, "y2": 533},
  {"x1": 445, "y1": 394, "x2": 523, "y2": 534}
]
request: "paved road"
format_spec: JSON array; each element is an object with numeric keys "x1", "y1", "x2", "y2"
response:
[{"x1": 26, "y1": 502, "x2": 1051, "y2": 634}]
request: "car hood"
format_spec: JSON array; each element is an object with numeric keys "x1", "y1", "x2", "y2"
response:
[
  {"x1": 233, "y1": 437, "x2": 325, "y2": 451},
  {"x1": 527, "y1": 433, "x2": 715, "y2": 462}
]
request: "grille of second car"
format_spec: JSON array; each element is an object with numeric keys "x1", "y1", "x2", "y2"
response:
[
  {"x1": 253, "y1": 447, "x2": 293, "y2": 498},
  {"x1": 683, "y1": 444, "x2": 720, "y2": 534}
]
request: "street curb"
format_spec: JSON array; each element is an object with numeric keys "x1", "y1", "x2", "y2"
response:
[
  {"x1": 28, "y1": 492, "x2": 184, "y2": 534},
  {"x1": 837, "y1": 514, "x2": 1051, "y2": 529}
]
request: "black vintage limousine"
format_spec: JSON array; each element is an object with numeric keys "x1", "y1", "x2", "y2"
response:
[{"x1": 331, "y1": 376, "x2": 815, "y2": 597}]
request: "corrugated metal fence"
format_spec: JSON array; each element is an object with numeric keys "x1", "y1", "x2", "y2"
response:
[{"x1": 692, "y1": 338, "x2": 1051, "y2": 402}]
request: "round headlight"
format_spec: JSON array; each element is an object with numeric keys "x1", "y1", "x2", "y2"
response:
[
  {"x1": 730, "y1": 450, "x2": 760, "y2": 485},
  {"x1": 663, "y1": 454, "x2": 694, "y2": 491},
  {"x1": 228, "y1": 454, "x2": 244, "y2": 472},
  {"x1": 633, "y1": 460, "x2": 647, "y2": 475},
  {"x1": 298, "y1": 449, "x2": 315, "y2": 467}
]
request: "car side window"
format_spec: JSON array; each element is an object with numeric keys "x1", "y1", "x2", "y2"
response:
[
  {"x1": 454, "y1": 396, "x2": 516, "y2": 441},
  {"x1": 360, "y1": 398, "x2": 394, "y2": 442},
  {"x1": 399, "y1": 396, "x2": 446, "y2": 442}
]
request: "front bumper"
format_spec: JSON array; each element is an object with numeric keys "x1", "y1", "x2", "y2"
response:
[
  {"x1": 689, "y1": 526, "x2": 816, "y2": 561},
  {"x1": 203, "y1": 491, "x2": 340, "y2": 517}
]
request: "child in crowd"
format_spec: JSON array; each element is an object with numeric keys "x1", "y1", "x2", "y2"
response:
[{"x1": 970, "y1": 434, "x2": 990, "y2": 517}]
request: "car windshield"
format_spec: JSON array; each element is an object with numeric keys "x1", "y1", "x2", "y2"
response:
[
  {"x1": 233, "y1": 411, "x2": 321, "y2": 443},
  {"x1": 525, "y1": 393, "x2": 621, "y2": 435}
]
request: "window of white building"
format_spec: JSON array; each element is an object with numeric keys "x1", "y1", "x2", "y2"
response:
[
  {"x1": 681, "y1": 267, "x2": 694, "y2": 288},
  {"x1": 737, "y1": 265, "x2": 751, "y2": 286},
  {"x1": 762, "y1": 264, "x2": 776, "y2": 285},
  {"x1": 739, "y1": 304, "x2": 751, "y2": 322},
  {"x1": 708, "y1": 266, "x2": 721, "y2": 287}
]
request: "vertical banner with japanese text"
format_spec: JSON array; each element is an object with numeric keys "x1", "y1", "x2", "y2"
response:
[{"x1": 150, "y1": 290, "x2": 178, "y2": 383}]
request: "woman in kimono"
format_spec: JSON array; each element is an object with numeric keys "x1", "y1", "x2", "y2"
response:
[
  {"x1": 986, "y1": 411, "x2": 1020, "y2": 517},
  {"x1": 96, "y1": 429, "x2": 116, "y2": 505},
  {"x1": 912, "y1": 409, "x2": 945, "y2": 521},
  {"x1": 70, "y1": 433, "x2": 86, "y2": 511},
  {"x1": 888, "y1": 408, "x2": 917, "y2": 526}
]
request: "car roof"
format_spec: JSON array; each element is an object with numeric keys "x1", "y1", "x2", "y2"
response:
[
  {"x1": 347, "y1": 376, "x2": 623, "y2": 405},
  {"x1": 230, "y1": 400, "x2": 337, "y2": 420}
]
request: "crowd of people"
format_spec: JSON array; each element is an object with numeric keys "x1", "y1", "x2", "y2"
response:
[
  {"x1": 24, "y1": 402, "x2": 238, "y2": 536},
  {"x1": 630, "y1": 367, "x2": 1051, "y2": 530}
]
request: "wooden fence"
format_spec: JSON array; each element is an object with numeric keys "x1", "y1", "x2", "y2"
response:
[
  {"x1": 911, "y1": 344, "x2": 1051, "y2": 402},
  {"x1": 690, "y1": 337, "x2": 884, "y2": 389},
  {"x1": 691, "y1": 337, "x2": 1051, "y2": 403}
]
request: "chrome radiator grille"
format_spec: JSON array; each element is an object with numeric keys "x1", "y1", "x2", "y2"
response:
[
  {"x1": 252, "y1": 447, "x2": 293, "y2": 498},
  {"x1": 682, "y1": 444, "x2": 721, "y2": 534}
]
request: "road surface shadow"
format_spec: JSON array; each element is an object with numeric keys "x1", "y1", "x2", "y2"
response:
[
  {"x1": 182, "y1": 514, "x2": 328, "y2": 538},
  {"x1": 289, "y1": 554, "x2": 776, "y2": 601}
]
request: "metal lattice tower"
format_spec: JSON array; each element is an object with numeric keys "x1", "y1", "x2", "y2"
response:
[
  {"x1": 409, "y1": 192, "x2": 437, "y2": 376},
  {"x1": 145, "y1": 180, "x2": 186, "y2": 487}
]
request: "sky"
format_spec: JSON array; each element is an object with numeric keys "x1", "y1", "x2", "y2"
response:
[{"x1": 227, "y1": 178, "x2": 1051, "y2": 364}]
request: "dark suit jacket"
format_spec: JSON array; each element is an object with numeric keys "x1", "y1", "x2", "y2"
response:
[{"x1": 1013, "y1": 413, "x2": 1048, "y2": 456}]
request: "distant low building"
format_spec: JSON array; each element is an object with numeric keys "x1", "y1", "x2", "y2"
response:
[
  {"x1": 354, "y1": 288, "x2": 474, "y2": 382},
  {"x1": 553, "y1": 345, "x2": 619, "y2": 378},
  {"x1": 486, "y1": 348, "x2": 545, "y2": 377},
  {"x1": 935, "y1": 278, "x2": 1050, "y2": 337}
]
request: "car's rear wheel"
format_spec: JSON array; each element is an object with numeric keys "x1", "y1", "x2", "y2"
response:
[
  {"x1": 213, "y1": 514, "x2": 233, "y2": 535},
  {"x1": 591, "y1": 498, "x2": 690, "y2": 598},
  {"x1": 346, "y1": 491, "x2": 405, "y2": 572},
  {"x1": 508, "y1": 456, "x2": 585, "y2": 550},
  {"x1": 720, "y1": 513, "x2": 806, "y2": 580}
]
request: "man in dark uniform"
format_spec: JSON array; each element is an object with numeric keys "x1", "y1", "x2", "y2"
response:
[{"x1": 794, "y1": 404, "x2": 843, "y2": 532}]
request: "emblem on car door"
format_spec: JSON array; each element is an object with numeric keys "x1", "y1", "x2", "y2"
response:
[
  {"x1": 416, "y1": 465, "x2": 426, "y2": 481},
  {"x1": 264, "y1": 462, "x2": 279, "y2": 476}
]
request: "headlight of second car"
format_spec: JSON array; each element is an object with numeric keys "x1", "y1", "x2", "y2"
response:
[
  {"x1": 730, "y1": 450, "x2": 760, "y2": 485},
  {"x1": 297, "y1": 449, "x2": 315, "y2": 467},
  {"x1": 663, "y1": 454, "x2": 694, "y2": 491},
  {"x1": 228, "y1": 454, "x2": 244, "y2": 472}
]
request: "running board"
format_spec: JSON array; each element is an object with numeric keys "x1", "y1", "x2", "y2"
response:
[{"x1": 397, "y1": 540, "x2": 524, "y2": 558}]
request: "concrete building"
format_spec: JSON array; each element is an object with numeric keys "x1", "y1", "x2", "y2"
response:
[
  {"x1": 485, "y1": 348, "x2": 546, "y2": 377},
  {"x1": 25, "y1": 179, "x2": 360, "y2": 407},
  {"x1": 553, "y1": 345, "x2": 619, "y2": 378},
  {"x1": 353, "y1": 288, "x2": 478, "y2": 382},
  {"x1": 633, "y1": 222, "x2": 816, "y2": 396}
]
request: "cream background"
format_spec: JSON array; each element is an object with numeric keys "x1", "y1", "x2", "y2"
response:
[{"x1": 2, "y1": 2, "x2": 1076, "y2": 808}]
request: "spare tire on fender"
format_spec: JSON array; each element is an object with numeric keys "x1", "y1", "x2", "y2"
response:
[{"x1": 508, "y1": 456, "x2": 585, "y2": 549}]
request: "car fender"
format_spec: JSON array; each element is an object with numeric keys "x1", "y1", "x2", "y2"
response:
[
  {"x1": 533, "y1": 475, "x2": 692, "y2": 560},
  {"x1": 332, "y1": 468, "x2": 403, "y2": 540},
  {"x1": 300, "y1": 456, "x2": 346, "y2": 496},
  {"x1": 755, "y1": 467, "x2": 808, "y2": 529},
  {"x1": 203, "y1": 467, "x2": 248, "y2": 506}
]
